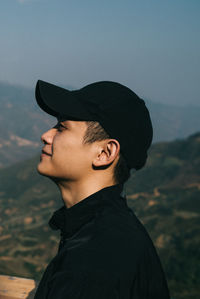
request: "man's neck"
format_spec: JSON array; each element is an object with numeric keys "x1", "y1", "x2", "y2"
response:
[{"x1": 55, "y1": 179, "x2": 116, "y2": 208}]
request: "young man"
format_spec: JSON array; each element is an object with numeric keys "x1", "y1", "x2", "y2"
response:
[{"x1": 34, "y1": 80, "x2": 170, "y2": 299}]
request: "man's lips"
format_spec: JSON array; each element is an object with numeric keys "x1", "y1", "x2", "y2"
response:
[{"x1": 41, "y1": 150, "x2": 52, "y2": 156}]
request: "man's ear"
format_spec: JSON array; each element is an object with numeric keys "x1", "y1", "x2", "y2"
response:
[{"x1": 92, "y1": 139, "x2": 120, "y2": 168}]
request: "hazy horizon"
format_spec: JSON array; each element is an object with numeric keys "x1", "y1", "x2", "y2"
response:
[{"x1": 1, "y1": 79, "x2": 199, "y2": 109}]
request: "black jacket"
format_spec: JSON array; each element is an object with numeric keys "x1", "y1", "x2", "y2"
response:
[{"x1": 34, "y1": 183, "x2": 170, "y2": 299}]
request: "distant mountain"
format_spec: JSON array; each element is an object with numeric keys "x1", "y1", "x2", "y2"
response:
[
  {"x1": 0, "y1": 132, "x2": 199, "y2": 299},
  {"x1": 0, "y1": 82, "x2": 54, "y2": 167},
  {"x1": 145, "y1": 99, "x2": 200, "y2": 142},
  {"x1": 0, "y1": 81, "x2": 200, "y2": 168}
]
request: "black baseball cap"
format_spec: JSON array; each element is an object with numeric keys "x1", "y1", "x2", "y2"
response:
[{"x1": 35, "y1": 79, "x2": 153, "y2": 170}]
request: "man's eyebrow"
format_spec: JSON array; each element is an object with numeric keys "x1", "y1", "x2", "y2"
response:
[
  {"x1": 60, "y1": 120, "x2": 72, "y2": 127},
  {"x1": 61, "y1": 119, "x2": 69, "y2": 124}
]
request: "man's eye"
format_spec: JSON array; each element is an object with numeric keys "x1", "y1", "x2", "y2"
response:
[{"x1": 57, "y1": 124, "x2": 66, "y2": 131}]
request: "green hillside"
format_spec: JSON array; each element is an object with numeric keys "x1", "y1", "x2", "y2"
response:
[{"x1": 0, "y1": 132, "x2": 200, "y2": 299}]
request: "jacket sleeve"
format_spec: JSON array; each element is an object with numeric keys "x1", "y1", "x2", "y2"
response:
[{"x1": 47, "y1": 269, "x2": 117, "y2": 299}]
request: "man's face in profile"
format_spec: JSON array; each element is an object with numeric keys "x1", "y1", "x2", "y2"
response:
[{"x1": 37, "y1": 120, "x2": 95, "y2": 181}]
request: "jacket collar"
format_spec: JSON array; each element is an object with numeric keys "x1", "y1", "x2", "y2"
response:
[{"x1": 48, "y1": 183, "x2": 124, "y2": 238}]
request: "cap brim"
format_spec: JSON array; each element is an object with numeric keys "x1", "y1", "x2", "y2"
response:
[{"x1": 35, "y1": 80, "x2": 90, "y2": 120}]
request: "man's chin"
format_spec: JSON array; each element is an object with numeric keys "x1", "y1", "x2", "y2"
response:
[
  {"x1": 37, "y1": 164, "x2": 52, "y2": 178},
  {"x1": 36, "y1": 165, "x2": 60, "y2": 182}
]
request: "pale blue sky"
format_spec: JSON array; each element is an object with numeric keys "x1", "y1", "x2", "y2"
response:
[{"x1": 0, "y1": 0, "x2": 199, "y2": 106}]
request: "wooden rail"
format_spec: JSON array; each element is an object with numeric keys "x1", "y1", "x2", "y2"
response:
[{"x1": 0, "y1": 275, "x2": 37, "y2": 299}]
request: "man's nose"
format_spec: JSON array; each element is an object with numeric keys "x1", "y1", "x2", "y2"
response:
[{"x1": 41, "y1": 128, "x2": 56, "y2": 144}]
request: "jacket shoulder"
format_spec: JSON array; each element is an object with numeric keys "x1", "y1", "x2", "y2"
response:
[{"x1": 67, "y1": 205, "x2": 156, "y2": 277}]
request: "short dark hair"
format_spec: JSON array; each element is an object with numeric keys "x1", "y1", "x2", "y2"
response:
[{"x1": 82, "y1": 121, "x2": 131, "y2": 185}]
